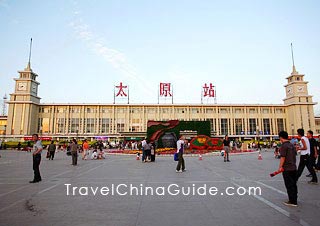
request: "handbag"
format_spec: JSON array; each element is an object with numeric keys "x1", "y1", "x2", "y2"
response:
[{"x1": 174, "y1": 152, "x2": 179, "y2": 161}]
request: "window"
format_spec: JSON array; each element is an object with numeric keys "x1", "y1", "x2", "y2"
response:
[
  {"x1": 220, "y1": 108, "x2": 228, "y2": 114},
  {"x1": 38, "y1": 118, "x2": 42, "y2": 132},
  {"x1": 57, "y1": 118, "x2": 66, "y2": 133},
  {"x1": 57, "y1": 107, "x2": 67, "y2": 113},
  {"x1": 249, "y1": 108, "x2": 256, "y2": 114},
  {"x1": 220, "y1": 119, "x2": 228, "y2": 135},
  {"x1": 175, "y1": 108, "x2": 185, "y2": 114},
  {"x1": 132, "y1": 119, "x2": 140, "y2": 124},
  {"x1": 262, "y1": 108, "x2": 269, "y2": 114},
  {"x1": 147, "y1": 108, "x2": 156, "y2": 113},
  {"x1": 131, "y1": 126, "x2": 140, "y2": 132},
  {"x1": 85, "y1": 118, "x2": 95, "y2": 133},
  {"x1": 206, "y1": 108, "x2": 214, "y2": 114},
  {"x1": 234, "y1": 108, "x2": 242, "y2": 114},
  {"x1": 191, "y1": 108, "x2": 200, "y2": 114},
  {"x1": 70, "y1": 107, "x2": 81, "y2": 113},
  {"x1": 101, "y1": 108, "x2": 112, "y2": 113},
  {"x1": 235, "y1": 119, "x2": 242, "y2": 135},
  {"x1": 117, "y1": 108, "x2": 125, "y2": 114},
  {"x1": 275, "y1": 108, "x2": 284, "y2": 114},
  {"x1": 263, "y1": 119, "x2": 270, "y2": 135},
  {"x1": 277, "y1": 119, "x2": 285, "y2": 132},
  {"x1": 162, "y1": 108, "x2": 170, "y2": 114},
  {"x1": 100, "y1": 118, "x2": 111, "y2": 133},
  {"x1": 70, "y1": 118, "x2": 80, "y2": 133},
  {"x1": 207, "y1": 118, "x2": 215, "y2": 132},
  {"x1": 130, "y1": 108, "x2": 141, "y2": 113},
  {"x1": 116, "y1": 118, "x2": 125, "y2": 132},
  {"x1": 249, "y1": 119, "x2": 256, "y2": 134}
]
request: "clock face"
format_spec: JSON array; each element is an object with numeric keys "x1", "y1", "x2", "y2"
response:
[
  {"x1": 287, "y1": 86, "x2": 293, "y2": 94},
  {"x1": 32, "y1": 84, "x2": 37, "y2": 92},
  {"x1": 17, "y1": 82, "x2": 27, "y2": 91},
  {"x1": 297, "y1": 86, "x2": 304, "y2": 92}
]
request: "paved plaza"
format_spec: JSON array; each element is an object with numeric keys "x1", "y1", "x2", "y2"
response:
[{"x1": 0, "y1": 150, "x2": 319, "y2": 226}]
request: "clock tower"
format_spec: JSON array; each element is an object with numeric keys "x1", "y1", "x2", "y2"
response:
[
  {"x1": 6, "y1": 61, "x2": 41, "y2": 136},
  {"x1": 283, "y1": 64, "x2": 317, "y2": 135}
]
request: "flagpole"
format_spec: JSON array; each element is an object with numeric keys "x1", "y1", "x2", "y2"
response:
[
  {"x1": 171, "y1": 84, "x2": 173, "y2": 104},
  {"x1": 157, "y1": 84, "x2": 159, "y2": 104},
  {"x1": 127, "y1": 85, "x2": 129, "y2": 104},
  {"x1": 113, "y1": 85, "x2": 115, "y2": 104},
  {"x1": 214, "y1": 86, "x2": 217, "y2": 104}
]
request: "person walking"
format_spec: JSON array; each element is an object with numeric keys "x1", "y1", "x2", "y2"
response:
[
  {"x1": 141, "y1": 138, "x2": 147, "y2": 162},
  {"x1": 176, "y1": 135, "x2": 186, "y2": 173},
  {"x1": 296, "y1": 129, "x2": 318, "y2": 184},
  {"x1": 316, "y1": 135, "x2": 320, "y2": 171},
  {"x1": 82, "y1": 139, "x2": 89, "y2": 160},
  {"x1": 145, "y1": 141, "x2": 152, "y2": 162},
  {"x1": 30, "y1": 134, "x2": 43, "y2": 183},
  {"x1": 71, "y1": 139, "x2": 78, "y2": 166},
  {"x1": 223, "y1": 135, "x2": 231, "y2": 162},
  {"x1": 150, "y1": 141, "x2": 156, "y2": 162},
  {"x1": 306, "y1": 130, "x2": 318, "y2": 177},
  {"x1": 278, "y1": 131, "x2": 298, "y2": 207},
  {"x1": 48, "y1": 141, "x2": 56, "y2": 160}
]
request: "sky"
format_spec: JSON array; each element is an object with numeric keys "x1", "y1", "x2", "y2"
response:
[{"x1": 0, "y1": 0, "x2": 319, "y2": 115}]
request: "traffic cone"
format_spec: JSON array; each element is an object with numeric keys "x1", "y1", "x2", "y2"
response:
[
  {"x1": 258, "y1": 151, "x2": 262, "y2": 160},
  {"x1": 136, "y1": 153, "x2": 140, "y2": 160},
  {"x1": 199, "y1": 154, "x2": 203, "y2": 160}
]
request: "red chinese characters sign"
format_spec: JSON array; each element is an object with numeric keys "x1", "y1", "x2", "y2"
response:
[
  {"x1": 115, "y1": 82, "x2": 128, "y2": 97},
  {"x1": 159, "y1": 83, "x2": 172, "y2": 97},
  {"x1": 202, "y1": 83, "x2": 215, "y2": 97}
]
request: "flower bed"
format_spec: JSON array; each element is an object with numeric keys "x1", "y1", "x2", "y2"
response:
[{"x1": 105, "y1": 148, "x2": 254, "y2": 155}]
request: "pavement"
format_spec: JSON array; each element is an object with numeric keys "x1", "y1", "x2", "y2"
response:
[{"x1": 0, "y1": 149, "x2": 319, "y2": 226}]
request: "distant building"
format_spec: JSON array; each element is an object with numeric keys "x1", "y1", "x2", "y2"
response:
[
  {"x1": 315, "y1": 116, "x2": 320, "y2": 135},
  {"x1": 0, "y1": 116, "x2": 7, "y2": 135},
  {"x1": 4, "y1": 61, "x2": 318, "y2": 140}
]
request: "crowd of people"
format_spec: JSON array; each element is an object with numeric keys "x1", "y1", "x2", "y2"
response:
[
  {"x1": 141, "y1": 138, "x2": 156, "y2": 162},
  {"x1": 3, "y1": 129, "x2": 318, "y2": 209},
  {"x1": 278, "y1": 129, "x2": 319, "y2": 207}
]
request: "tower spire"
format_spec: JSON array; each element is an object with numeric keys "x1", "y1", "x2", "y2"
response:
[
  {"x1": 26, "y1": 38, "x2": 32, "y2": 71},
  {"x1": 291, "y1": 43, "x2": 297, "y2": 74}
]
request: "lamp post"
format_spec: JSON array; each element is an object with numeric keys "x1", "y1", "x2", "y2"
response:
[
  {"x1": 256, "y1": 125, "x2": 260, "y2": 151},
  {"x1": 291, "y1": 124, "x2": 294, "y2": 138}
]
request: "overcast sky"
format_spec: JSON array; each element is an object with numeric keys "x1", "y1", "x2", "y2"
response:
[{"x1": 0, "y1": 0, "x2": 319, "y2": 115}]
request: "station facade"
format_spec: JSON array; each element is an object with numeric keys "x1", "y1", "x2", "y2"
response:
[{"x1": 4, "y1": 62, "x2": 319, "y2": 140}]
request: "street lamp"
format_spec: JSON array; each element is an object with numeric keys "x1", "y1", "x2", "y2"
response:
[{"x1": 256, "y1": 125, "x2": 260, "y2": 150}]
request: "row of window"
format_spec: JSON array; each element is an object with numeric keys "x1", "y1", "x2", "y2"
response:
[
  {"x1": 38, "y1": 117, "x2": 286, "y2": 135},
  {"x1": 38, "y1": 107, "x2": 286, "y2": 114}
]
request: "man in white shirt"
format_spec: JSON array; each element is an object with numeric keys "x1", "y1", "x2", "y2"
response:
[
  {"x1": 176, "y1": 135, "x2": 186, "y2": 173},
  {"x1": 30, "y1": 134, "x2": 43, "y2": 183},
  {"x1": 296, "y1": 129, "x2": 318, "y2": 184}
]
